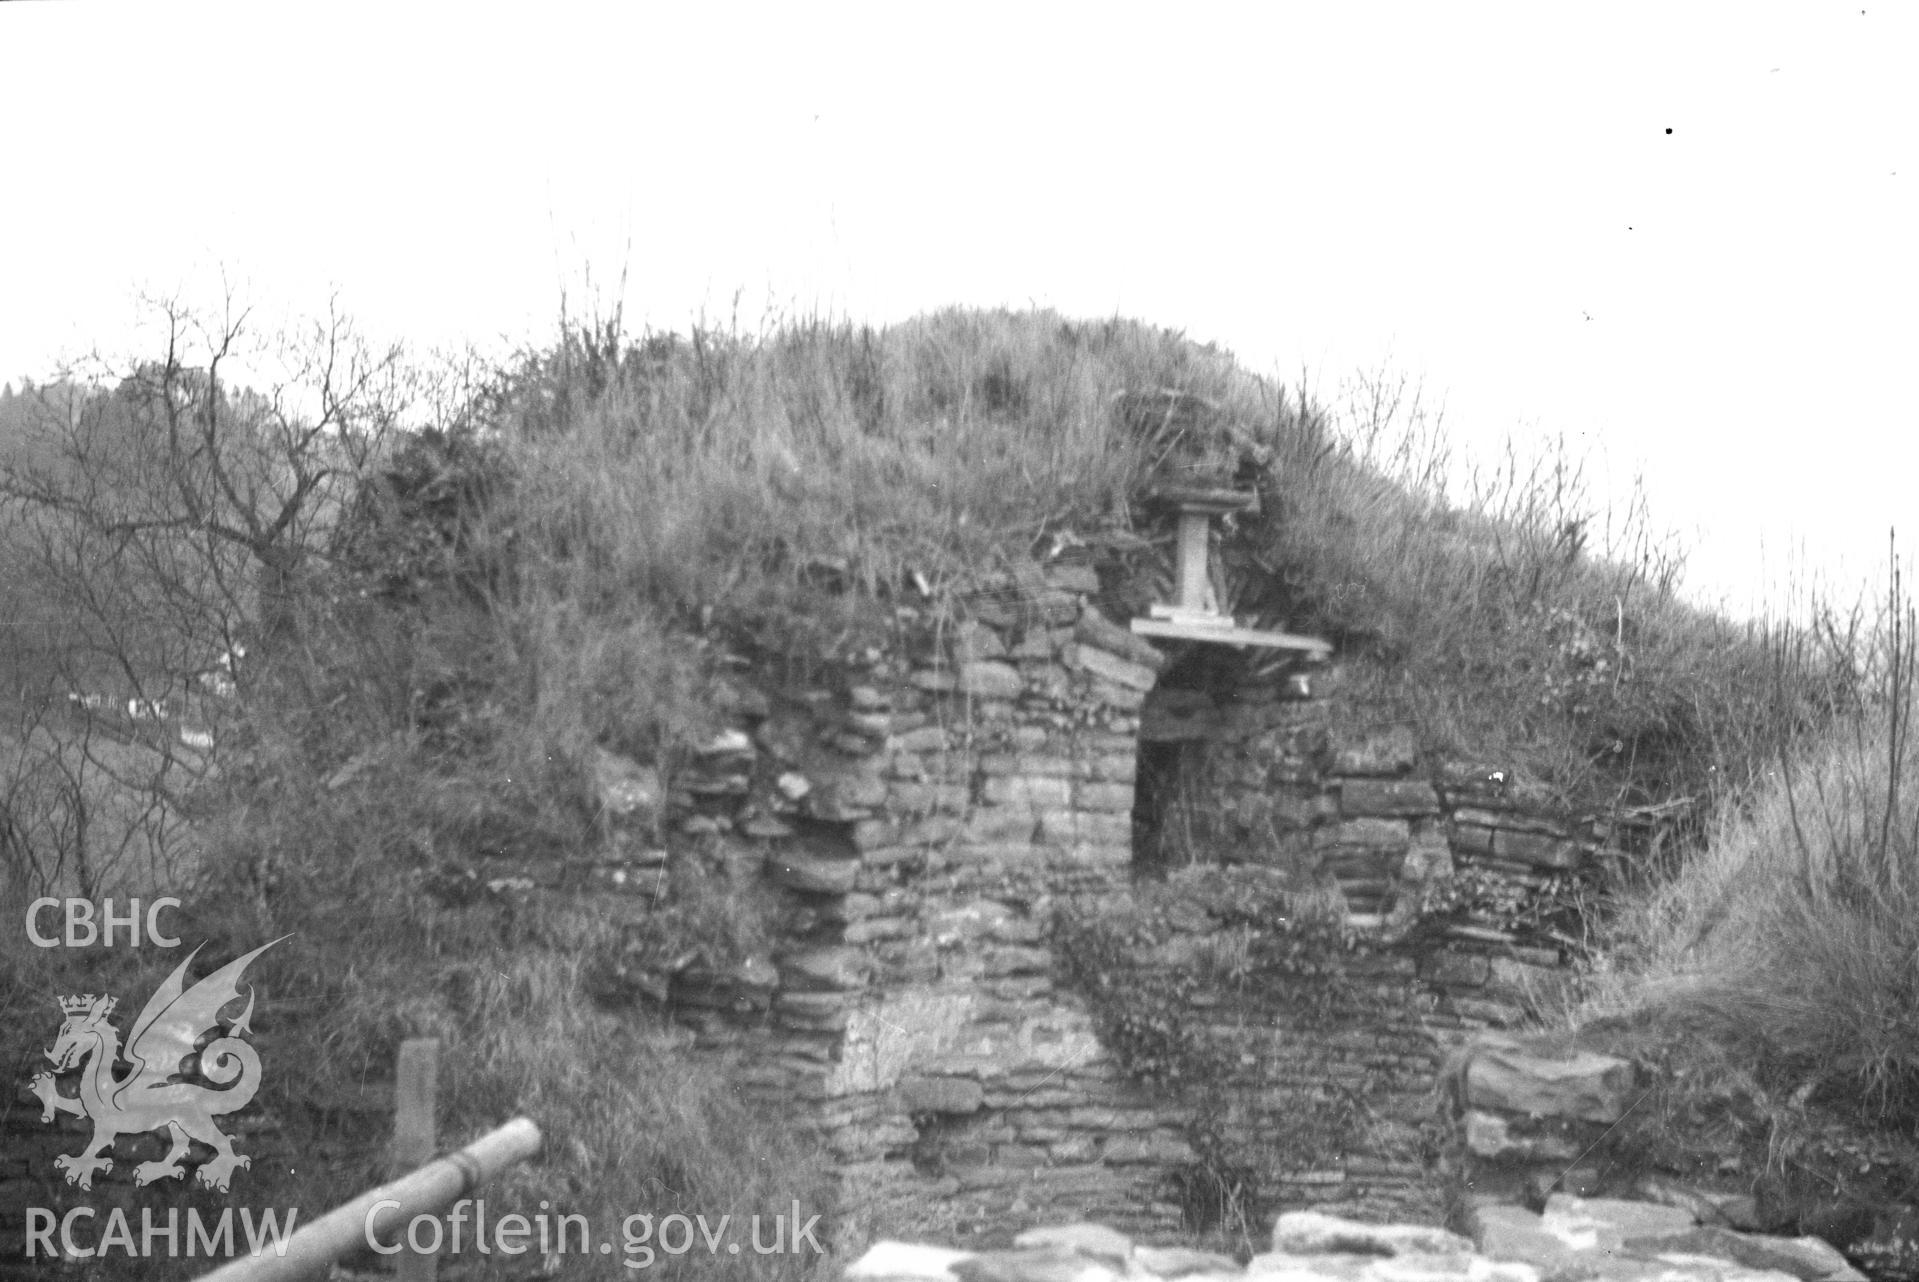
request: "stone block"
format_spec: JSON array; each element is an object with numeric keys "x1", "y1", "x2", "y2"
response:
[
  {"x1": 1455, "y1": 807, "x2": 1568, "y2": 837},
  {"x1": 1009, "y1": 627, "x2": 1074, "y2": 660},
  {"x1": 1340, "y1": 779, "x2": 1442, "y2": 817},
  {"x1": 1102, "y1": 1133, "x2": 1195, "y2": 1164},
  {"x1": 892, "y1": 726, "x2": 954, "y2": 753},
  {"x1": 990, "y1": 916, "x2": 1044, "y2": 944},
  {"x1": 846, "y1": 711, "x2": 893, "y2": 737},
  {"x1": 1274, "y1": 1211, "x2": 1475, "y2": 1256},
  {"x1": 1466, "y1": 1037, "x2": 1636, "y2": 1123},
  {"x1": 1631, "y1": 1178, "x2": 1764, "y2": 1232},
  {"x1": 927, "y1": 900, "x2": 1013, "y2": 942},
  {"x1": 849, "y1": 685, "x2": 890, "y2": 711},
  {"x1": 1447, "y1": 994, "x2": 1530, "y2": 1027},
  {"x1": 1028, "y1": 589, "x2": 1084, "y2": 624},
  {"x1": 959, "y1": 661, "x2": 1024, "y2": 699},
  {"x1": 981, "y1": 946, "x2": 1051, "y2": 976},
  {"x1": 844, "y1": 916, "x2": 917, "y2": 944},
  {"x1": 1036, "y1": 811, "x2": 1132, "y2": 846},
  {"x1": 1075, "y1": 607, "x2": 1169, "y2": 671},
  {"x1": 1424, "y1": 951, "x2": 1492, "y2": 987},
  {"x1": 1133, "y1": 1246, "x2": 1240, "y2": 1277},
  {"x1": 890, "y1": 782, "x2": 972, "y2": 814},
  {"x1": 1402, "y1": 830, "x2": 1455, "y2": 881},
  {"x1": 1622, "y1": 1229, "x2": 1866, "y2": 1282},
  {"x1": 844, "y1": 1243, "x2": 976, "y2": 1280},
  {"x1": 1074, "y1": 782, "x2": 1136, "y2": 813},
  {"x1": 983, "y1": 776, "x2": 1074, "y2": 809},
  {"x1": 766, "y1": 852, "x2": 859, "y2": 894},
  {"x1": 901, "y1": 815, "x2": 964, "y2": 846},
  {"x1": 1451, "y1": 824, "x2": 1498, "y2": 856},
  {"x1": 1088, "y1": 679, "x2": 1149, "y2": 710},
  {"x1": 899, "y1": 1076, "x2": 985, "y2": 1115},
  {"x1": 1473, "y1": 1203, "x2": 1583, "y2": 1274},
  {"x1": 1315, "y1": 818, "x2": 1413, "y2": 851},
  {"x1": 852, "y1": 818, "x2": 901, "y2": 850},
  {"x1": 779, "y1": 946, "x2": 870, "y2": 990},
  {"x1": 1494, "y1": 829, "x2": 1585, "y2": 870},
  {"x1": 981, "y1": 753, "x2": 1078, "y2": 777},
  {"x1": 1014, "y1": 1224, "x2": 1133, "y2": 1265},
  {"x1": 1540, "y1": 1195, "x2": 1697, "y2": 1252},
  {"x1": 1006, "y1": 724, "x2": 1049, "y2": 749},
  {"x1": 858, "y1": 846, "x2": 919, "y2": 871},
  {"x1": 947, "y1": 841, "x2": 1038, "y2": 867},
  {"x1": 964, "y1": 809, "x2": 1042, "y2": 843},
  {"x1": 954, "y1": 620, "x2": 1009, "y2": 661},
  {"x1": 773, "y1": 991, "x2": 852, "y2": 1032},
  {"x1": 1044, "y1": 563, "x2": 1103, "y2": 595},
  {"x1": 1068, "y1": 644, "x2": 1159, "y2": 692}
]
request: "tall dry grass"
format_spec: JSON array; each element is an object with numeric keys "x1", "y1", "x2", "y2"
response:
[
  {"x1": 1596, "y1": 551, "x2": 1919, "y2": 1122},
  {"x1": 8, "y1": 302, "x2": 1871, "y2": 1275}
]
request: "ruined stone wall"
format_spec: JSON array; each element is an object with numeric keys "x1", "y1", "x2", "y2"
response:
[
  {"x1": 614, "y1": 560, "x2": 1192, "y2": 1245},
  {"x1": 583, "y1": 557, "x2": 1642, "y2": 1247}
]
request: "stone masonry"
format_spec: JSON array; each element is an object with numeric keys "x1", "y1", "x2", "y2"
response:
[{"x1": 577, "y1": 555, "x2": 1670, "y2": 1249}]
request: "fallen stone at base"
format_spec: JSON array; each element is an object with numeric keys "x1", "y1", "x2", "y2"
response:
[
  {"x1": 845, "y1": 1241, "x2": 976, "y2": 1279},
  {"x1": 1620, "y1": 1229, "x2": 1867, "y2": 1282},
  {"x1": 1274, "y1": 1212, "x2": 1475, "y2": 1258},
  {"x1": 1472, "y1": 1199, "x2": 1859, "y2": 1282},
  {"x1": 1012, "y1": 1223, "x2": 1134, "y2": 1266},
  {"x1": 1135, "y1": 1245, "x2": 1243, "y2": 1278},
  {"x1": 1539, "y1": 1195, "x2": 1698, "y2": 1251},
  {"x1": 842, "y1": 1203, "x2": 1861, "y2": 1282}
]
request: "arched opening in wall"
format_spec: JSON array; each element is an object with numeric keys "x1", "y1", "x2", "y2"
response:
[{"x1": 1132, "y1": 644, "x2": 1268, "y2": 875}]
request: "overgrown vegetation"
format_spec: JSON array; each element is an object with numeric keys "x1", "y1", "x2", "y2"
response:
[
  {"x1": 1055, "y1": 877, "x2": 1413, "y2": 1249},
  {"x1": 1533, "y1": 545, "x2": 1919, "y2": 1276},
  {"x1": 4, "y1": 295, "x2": 1906, "y2": 1274},
  {"x1": 1591, "y1": 543, "x2": 1919, "y2": 1113}
]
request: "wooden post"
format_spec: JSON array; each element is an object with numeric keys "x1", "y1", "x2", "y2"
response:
[
  {"x1": 1132, "y1": 485, "x2": 1333, "y2": 657},
  {"x1": 1175, "y1": 510, "x2": 1213, "y2": 612},
  {"x1": 392, "y1": 1038, "x2": 440, "y2": 1281}
]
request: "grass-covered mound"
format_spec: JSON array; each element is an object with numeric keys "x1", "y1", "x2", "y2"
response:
[
  {"x1": 1, "y1": 305, "x2": 1867, "y2": 1275},
  {"x1": 1569, "y1": 574, "x2": 1919, "y2": 1272}
]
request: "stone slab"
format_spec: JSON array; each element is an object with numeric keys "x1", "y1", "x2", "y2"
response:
[
  {"x1": 1465, "y1": 1040, "x2": 1636, "y2": 1124},
  {"x1": 1340, "y1": 779, "x2": 1443, "y2": 817},
  {"x1": 959, "y1": 662, "x2": 1025, "y2": 699},
  {"x1": 1494, "y1": 829, "x2": 1584, "y2": 870},
  {"x1": 1542, "y1": 1196, "x2": 1698, "y2": 1251},
  {"x1": 1069, "y1": 643, "x2": 1159, "y2": 692},
  {"x1": 1012, "y1": 1223, "x2": 1133, "y2": 1265},
  {"x1": 1274, "y1": 1212, "x2": 1475, "y2": 1257},
  {"x1": 765, "y1": 852, "x2": 860, "y2": 894},
  {"x1": 1621, "y1": 1230, "x2": 1865, "y2": 1282},
  {"x1": 899, "y1": 1075, "x2": 986, "y2": 1115}
]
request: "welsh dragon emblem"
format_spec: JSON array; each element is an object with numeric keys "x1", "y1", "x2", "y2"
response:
[{"x1": 30, "y1": 937, "x2": 288, "y2": 1193}]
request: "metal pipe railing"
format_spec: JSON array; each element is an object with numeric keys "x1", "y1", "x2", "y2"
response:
[{"x1": 193, "y1": 1116, "x2": 541, "y2": 1282}]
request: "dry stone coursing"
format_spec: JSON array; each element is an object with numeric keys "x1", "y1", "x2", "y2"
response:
[{"x1": 577, "y1": 556, "x2": 1683, "y2": 1244}]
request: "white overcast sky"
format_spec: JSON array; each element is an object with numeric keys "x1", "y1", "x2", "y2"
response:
[{"x1": 2, "y1": 3, "x2": 1914, "y2": 618}]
